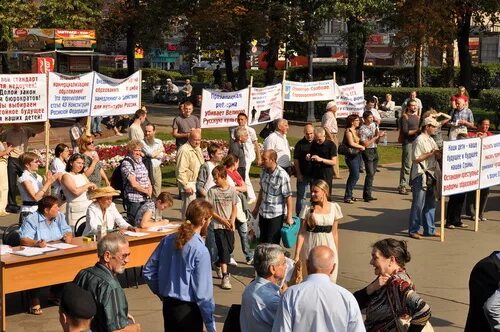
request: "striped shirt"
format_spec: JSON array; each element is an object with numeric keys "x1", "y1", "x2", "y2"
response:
[{"x1": 258, "y1": 166, "x2": 291, "y2": 219}]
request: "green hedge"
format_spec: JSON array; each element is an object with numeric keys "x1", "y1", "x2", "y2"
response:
[
  {"x1": 365, "y1": 87, "x2": 456, "y2": 112},
  {"x1": 479, "y1": 89, "x2": 500, "y2": 128}
]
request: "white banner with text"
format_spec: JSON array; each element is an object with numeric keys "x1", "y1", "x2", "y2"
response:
[
  {"x1": 283, "y1": 79, "x2": 335, "y2": 102},
  {"x1": 335, "y1": 82, "x2": 365, "y2": 118},
  {"x1": 249, "y1": 83, "x2": 283, "y2": 125},
  {"x1": 48, "y1": 72, "x2": 93, "y2": 119},
  {"x1": 0, "y1": 73, "x2": 47, "y2": 123},
  {"x1": 479, "y1": 134, "x2": 500, "y2": 189},
  {"x1": 200, "y1": 88, "x2": 249, "y2": 128}
]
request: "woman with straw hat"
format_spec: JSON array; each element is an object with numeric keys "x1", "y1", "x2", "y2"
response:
[{"x1": 82, "y1": 186, "x2": 135, "y2": 236}]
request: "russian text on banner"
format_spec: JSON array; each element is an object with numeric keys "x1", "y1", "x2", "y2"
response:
[
  {"x1": 91, "y1": 71, "x2": 141, "y2": 117},
  {"x1": 283, "y1": 79, "x2": 335, "y2": 102},
  {"x1": 249, "y1": 83, "x2": 283, "y2": 125},
  {"x1": 335, "y1": 82, "x2": 365, "y2": 118},
  {"x1": 200, "y1": 88, "x2": 249, "y2": 128},
  {"x1": 441, "y1": 137, "x2": 481, "y2": 196},
  {"x1": 48, "y1": 72, "x2": 93, "y2": 119},
  {"x1": 479, "y1": 134, "x2": 500, "y2": 189},
  {"x1": 0, "y1": 73, "x2": 47, "y2": 123}
]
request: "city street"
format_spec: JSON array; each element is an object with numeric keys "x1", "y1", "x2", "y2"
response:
[{"x1": 1, "y1": 107, "x2": 498, "y2": 331}]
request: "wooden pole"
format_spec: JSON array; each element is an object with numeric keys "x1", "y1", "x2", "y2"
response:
[
  {"x1": 440, "y1": 196, "x2": 445, "y2": 242},
  {"x1": 474, "y1": 189, "x2": 480, "y2": 232},
  {"x1": 281, "y1": 71, "x2": 286, "y2": 111},
  {"x1": 247, "y1": 76, "x2": 253, "y2": 119}
]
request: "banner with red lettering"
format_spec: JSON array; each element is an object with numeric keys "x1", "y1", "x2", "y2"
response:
[
  {"x1": 441, "y1": 137, "x2": 481, "y2": 196},
  {"x1": 283, "y1": 79, "x2": 335, "y2": 102},
  {"x1": 335, "y1": 82, "x2": 365, "y2": 118},
  {"x1": 200, "y1": 88, "x2": 249, "y2": 128},
  {"x1": 248, "y1": 83, "x2": 283, "y2": 125},
  {"x1": 90, "y1": 71, "x2": 141, "y2": 116},
  {"x1": 479, "y1": 134, "x2": 500, "y2": 189},
  {"x1": 48, "y1": 72, "x2": 93, "y2": 119},
  {"x1": 0, "y1": 73, "x2": 47, "y2": 123}
]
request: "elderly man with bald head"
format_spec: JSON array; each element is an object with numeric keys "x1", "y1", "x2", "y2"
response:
[
  {"x1": 252, "y1": 150, "x2": 293, "y2": 244},
  {"x1": 176, "y1": 129, "x2": 204, "y2": 218},
  {"x1": 263, "y1": 119, "x2": 292, "y2": 174},
  {"x1": 272, "y1": 246, "x2": 365, "y2": 332}
]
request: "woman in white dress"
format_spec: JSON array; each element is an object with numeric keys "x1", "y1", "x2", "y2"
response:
[
  {"x1": 294, "y1": 179, "x2": 342, "y2": 282},
  {"x1": 61, "y1": 154, "x2": 96, "y2": 227},
  {"x1": 17, "y1": 152, "x2": 56, "y2": 222}
]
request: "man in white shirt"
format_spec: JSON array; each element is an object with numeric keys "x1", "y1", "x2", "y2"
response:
[
  {"x1": 142, "y1": 123, "x2": 164, "y2": 198},
  {"x1": 230, "y1": 113, "x2": 261, "y2": 203},
  {"x1": 272, "y1": 246, "x2": 365, "y2": 332},
  {"x1": 263, "y1": 119, "x2": 291, "y2": 174},
  {"x1": 402, "y1": 91, "x2": 423, "y2": 117},
  {"x1": 240, "y1": 244, "x2": 286, "y2": 332},
  {"x1": 83, "y1": 186, "x2": 135, "y2": 236}
]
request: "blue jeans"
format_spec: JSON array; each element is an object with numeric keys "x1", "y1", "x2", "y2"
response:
[
  {"x1": 344, "y1": 154, "x2": 361, "y2": 200},
  {"x1": 362, "y1": 148, "x2": 379, "y2": 199},
  {"x1": 92, "y1": 116, "x2": 102, "y2": 134},
  {"x1": 409, "y1": 174, "x2": 437, "y2": 235},
  {"x1": 295, "y1": 176, "x2": 312, "y2": 216},
  {"x1": 235, "y1": 220, "x2": 253, "y2": 261},
  {"x1": 205, "y1": 222, "x2": 218, "y2": 264}
]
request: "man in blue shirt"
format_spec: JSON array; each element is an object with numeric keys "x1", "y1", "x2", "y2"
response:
[
  {"x1": 240, "y1": 244, "x2": 287, "y2": 332},
  {"x1": 272, "y1": 246, "x2": 365, "y2": 332}
]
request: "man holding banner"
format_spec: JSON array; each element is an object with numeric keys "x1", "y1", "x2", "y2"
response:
[{"x1": 408, "y1": 117, "x2": 442, "y2": 240}]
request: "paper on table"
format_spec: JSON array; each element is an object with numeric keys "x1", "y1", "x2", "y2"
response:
[
  {"x1": 12, "y1": 246, "x2": 58, "y2": 257},
  {"x1": 47, "y1": 243, "x2": 78, "y2": 250},
  {"x1": 124, "y1": 231, "x2": 149, "y2": 237},
  {"x1": 0, "y1": 245, "x2": 13, "y2": 254},
  {"x1": 147, "y1": 224, "x2": 181, "y2": 232}
]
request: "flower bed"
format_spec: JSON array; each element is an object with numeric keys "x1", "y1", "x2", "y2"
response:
[{"x1": 31, "y1": 139, "x2": 230, "y2": 170}]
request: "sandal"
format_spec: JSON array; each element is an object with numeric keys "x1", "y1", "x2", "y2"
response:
[
  {"x1": 351, "y1": 197, "x2": 359, "y2": 202},
  {"x1": 30, "y1": 305, "x2": 43, "y2": 315}
]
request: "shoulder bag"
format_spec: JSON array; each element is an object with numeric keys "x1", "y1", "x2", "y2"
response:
[{"x1": 338, "y1": 129, "x2": 359, "y2": 156}]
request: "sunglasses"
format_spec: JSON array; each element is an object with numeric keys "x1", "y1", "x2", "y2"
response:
[{"x1": 86, "y1": 141, "x2": 95, "y2": 145}]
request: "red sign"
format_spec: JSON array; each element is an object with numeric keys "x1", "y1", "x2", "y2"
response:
[
  {"x1": 34, "y1": 57, "x2": 55, "y2": 73},
  {"x1": 167, "y1": 44, "x2": 177, "y2": 51}
]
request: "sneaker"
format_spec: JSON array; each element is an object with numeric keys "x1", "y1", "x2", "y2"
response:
[
  {"x1": 221, "y1": 274, "x2": 232, "y2": 290},
  {"x1": 445, "y1": 224, "x2": 455, "y2": 229},
  {"x1": 246, "y1": 258, "x2": 254, "y2": 265},
  {"x1": 456, "y1": 223, "x2": 469, "y2": 228},
  {"x1": 480, "y1": 216, "x2": 487, "y2": 221},
  {"x1": 398, "y1": 187, "x2": 407, "y2": 195},
  {"x1": 229, "y1": 257, "x2": 238, "y2": 267}
]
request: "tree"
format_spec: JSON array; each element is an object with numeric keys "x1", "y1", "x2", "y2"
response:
[
  {"x1": 0, "y1": 0, "x2": 39, "y2": 73},
  {"x1": 37, "y1": 0, "x2": 103, "y2": 29},
  {"x1": 334, "y1": 0, "x2": 392, "y2": 84}
]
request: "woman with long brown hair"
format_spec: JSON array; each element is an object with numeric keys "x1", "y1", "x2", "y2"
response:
[
  {"x1": 293, "y1": 179, "x2": 342, "y2": 283},
  {"x1": 143, "y1": 199, "x2": 216, "y2": 332},
  {"x1": 343, "y1": 114, "x2": 366, "y2": 203}
]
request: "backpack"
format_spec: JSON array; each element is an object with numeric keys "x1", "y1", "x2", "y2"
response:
[{"x1": 110, "y1": 156, "x2": 135, "y2": 199}]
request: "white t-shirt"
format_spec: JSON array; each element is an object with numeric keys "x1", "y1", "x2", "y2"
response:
[
  {"x1": 263, "y1": 131, "x2": 291, "y2": 168},
  {"x1": 18, "y1": 170, "x2": 43, "y2": 213},
  {"x1": 50, "y1": 158, "x2": 66, "y2": 197}
]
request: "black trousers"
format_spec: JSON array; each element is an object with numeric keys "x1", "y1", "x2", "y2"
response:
[
  {"x1": 464, "y1": 188, "x2": 490, "y2": 217},
  {"x1": 446, "y1": 193, "x2": 466, "y2": 226},
  {"x1": 362, "y1": 148, "x2": 379, "y2": 199},
  {"x1": 163, "y1": 297, "x2": 203, "y2": 332},
  {"x1": 259, "y1": 214, "x2": 284, "y2": 245},
  {"x1": 7, "y1": 157, "x2": 22, "y2": 208}
]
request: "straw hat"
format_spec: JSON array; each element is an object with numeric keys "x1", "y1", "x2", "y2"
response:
[{"x1": 90, "y1": 186, "x2": 121, "y2": 200}]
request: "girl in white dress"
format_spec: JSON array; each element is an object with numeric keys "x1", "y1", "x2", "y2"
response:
[{"x1": 294, "y1": 179, "x2": 343, "y2": 282}]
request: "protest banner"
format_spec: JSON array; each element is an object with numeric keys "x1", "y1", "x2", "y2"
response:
[
  {"x1": 0, "y1": 73, "x2": 47, "y2": 123},
  {"x1": 283, "y1": 79, "x2": 334, "y2": 102},
  {"x1": 48, "y1": 72, "x2": 93, "y2": 119},
  {"x1": 441, "y1": 137, "x2": 481, "y2": 196},
  {"x1": 200, "y1": 88, "x2": 249, "y2": 128},
  {"x1": 479, "y1": 134, "x2": 500, "y2": 189},
  {"x1": 249, "y1": 83, "x2": 283, "y2": 125},
  {"x1": 90, "y1": 71, "x2": 141, "y2": 116},
  {"x1": 335, "y1": 82, "x2": 365, "y2": 118}
]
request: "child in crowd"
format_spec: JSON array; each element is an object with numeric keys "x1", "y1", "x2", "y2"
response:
[{"x1": 207, "y1": 165, "x2": 237, "y2": 290}]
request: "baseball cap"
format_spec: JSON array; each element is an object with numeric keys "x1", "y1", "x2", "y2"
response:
[{"x1": 423, "y1": 117, "x2": 439, "y2": 127}]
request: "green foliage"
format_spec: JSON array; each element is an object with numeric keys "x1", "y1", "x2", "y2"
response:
[
  {"x1": 479, "y1": 89, "x2": 500, "y2": 128},
  {"x1": 196, "y1": 70, "x2": 214, "y2": 84},
  {"x1": 38, "y1": 0, "x2": 103, "y2": 28},
  {"x1": 0, "y1": 1, "x2": 39, "y2": 50}
]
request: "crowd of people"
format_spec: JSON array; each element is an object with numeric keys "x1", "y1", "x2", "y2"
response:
[{"x1": 0, "y1": 87, "x2": 498, "y2": 331}]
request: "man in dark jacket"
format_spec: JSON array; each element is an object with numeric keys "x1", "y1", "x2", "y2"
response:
[{"x1": 465, "y1": 251, "x2": 500, "y2": 332}]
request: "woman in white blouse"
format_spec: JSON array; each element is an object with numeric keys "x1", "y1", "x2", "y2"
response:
[
  {"x1": 61, "y1": 154, "x2": 96, "y2": 227},
  {"x1": 82, "y1": 186, "x2": 134, "y2": 236},
  {"x1": 17, "y1": 152, "x2": 56, "y2": 221},
  {"x1": 49, "y1": 143, "x2": 70, "y2": 200}
]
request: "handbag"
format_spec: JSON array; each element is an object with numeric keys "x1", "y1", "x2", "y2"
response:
[
  {"x1": 281, "y1": 216, "x2": 300, "y2": 248},
  {"x1": 338, "y1": 142, "x2": 359, "y2": 156},
  {"x1": 418, "y1": 162, "x2": 437, "y2": 189},
  {"x1": 387, "y1": 287, "x2": 434, "y2": 332}
]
